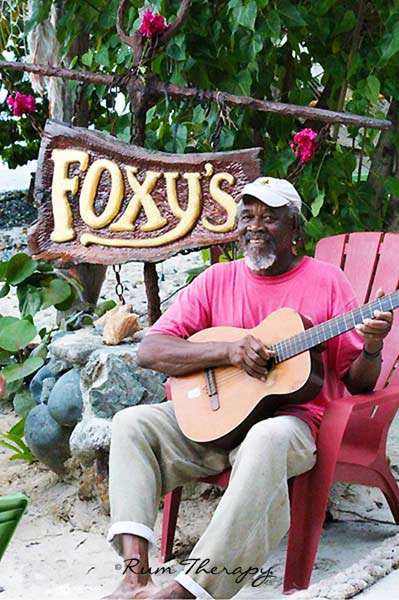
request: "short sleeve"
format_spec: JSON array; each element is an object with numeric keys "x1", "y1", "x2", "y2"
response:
[{"x1": 146, "y1": 268, "x2": 212, "y2": 338}]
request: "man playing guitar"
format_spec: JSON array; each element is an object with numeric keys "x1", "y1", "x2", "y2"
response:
[{"x1": 105, "y1": 177, "x2": 392, "y2": 599}]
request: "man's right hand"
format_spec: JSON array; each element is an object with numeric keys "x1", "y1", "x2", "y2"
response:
[{"x1": 228, "y1": 335, "x2": 276, "y2": 381}]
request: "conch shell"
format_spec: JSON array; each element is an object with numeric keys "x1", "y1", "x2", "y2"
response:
[{"x1": 96, "y1": 304, "x2": 142, "y2": 345}]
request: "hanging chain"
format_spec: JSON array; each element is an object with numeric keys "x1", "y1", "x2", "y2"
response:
[{"x1": 112, "y1": 264, "x2": 126, "y2": 305}]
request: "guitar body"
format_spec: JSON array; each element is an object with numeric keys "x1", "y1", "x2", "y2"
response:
[{"x1": 171, "y1": 308, "x2": 324, "y2": 450}]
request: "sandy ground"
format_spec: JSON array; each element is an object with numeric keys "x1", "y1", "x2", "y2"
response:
[{"x1": 1, "y1": 401, "x2": 399, "y2": 600}]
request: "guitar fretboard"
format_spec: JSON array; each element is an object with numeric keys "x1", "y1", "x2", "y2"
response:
[{"x1": 271, "y1": 290, "x2": 399, "y2": 363}]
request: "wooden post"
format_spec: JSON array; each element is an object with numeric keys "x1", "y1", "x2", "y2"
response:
[{"x1": 144, "y1": 262, "x2": 162, "y2": 325}]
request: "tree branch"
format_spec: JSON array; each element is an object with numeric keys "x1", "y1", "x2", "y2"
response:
[
  {"x1": 116, "y1": 0, "x2": 143, "y2": 60},
  {"x1": 332, "y1": 0, "x2": 366, "y2": 140},
  {"x1": 0, "y1": 60, "x2": 114, "y2": 85},
  {"x1": 159, "y1": 0, "x2": 192, "y2": 44},
  {"x1": 0, "y1": 60, "x2": 393, "y2": 131},
  {"x1": 153, "y1": 80, "x2": 393, "y2": 131}
]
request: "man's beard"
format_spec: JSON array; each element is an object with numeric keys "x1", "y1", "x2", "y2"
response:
[
  {"x1": 242, "y1": 232, "x2": 277, "y2": 272},
  {"x1": 244, "y1": 248, "x2": 277, "y2": 272}
]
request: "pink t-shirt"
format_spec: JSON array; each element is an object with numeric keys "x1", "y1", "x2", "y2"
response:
[{"x1": 147, "y1": 257, "x2": 363, "y2": 439}]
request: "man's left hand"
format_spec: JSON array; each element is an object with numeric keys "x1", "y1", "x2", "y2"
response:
[{"x1": 355, "y1": 288, "x2": 393, "y2": 352}]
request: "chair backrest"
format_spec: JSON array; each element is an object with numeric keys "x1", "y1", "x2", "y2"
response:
[{"x1": 315, "y1": 232, "x2": 399, "y2": 390}]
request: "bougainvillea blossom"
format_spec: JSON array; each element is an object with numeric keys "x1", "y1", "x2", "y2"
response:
[
  {"x1": 290, "y1": 128, "x2": 318, "y2": 163},
  {"x1": 6, "y1": 92, "x2": 37, "y2": 117},
  {"x1": 139, "y1": 9, "x2": 170, "y2": 37}
]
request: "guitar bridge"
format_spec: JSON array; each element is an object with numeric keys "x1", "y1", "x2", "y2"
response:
[{"x1": 204, "y1": 368, "x2": 220, "y2": 411}]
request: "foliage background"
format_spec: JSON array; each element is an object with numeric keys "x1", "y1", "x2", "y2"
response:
[{"x1": 1, "y1": 0, "x2": 399, "y2": 251}]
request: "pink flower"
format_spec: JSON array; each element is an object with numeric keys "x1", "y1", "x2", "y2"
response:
[
  {"x1": 139, "y1": 9, "x2": 169, "y2": 37},
  {"x1": 6, "y1": 92, "x2": 37, "y2": 117},
  {"x1": 291, "y1": 128, "x2": 318, "y2": 163}
]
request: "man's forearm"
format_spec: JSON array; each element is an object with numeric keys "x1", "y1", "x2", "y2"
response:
[
  {"x1": 137, "y1": 334, "x2": 232, "y2": 376},
  {"x1": 343, "y1": 342, "x2": 382, "y2": 394}
]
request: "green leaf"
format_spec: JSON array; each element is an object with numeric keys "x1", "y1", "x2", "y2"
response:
[
  {"x1": 0, "y1": 262, "x2": 7, "y2": 281},
  {"x1": 385, "y1": 176, "x2": 399, "y2": 196},
  {"x1": 37, "y1": 262, "x2": 54, "y2": 273},
  {"x1": 17, "y1": 284, "x2": 42, "y2": 318},
  {"x1": 365, "y1": 75, "x2": 380, "y2": 104},
  {"x1": 263, "y1": 9, "x2": 281, "y2": 42},
  {"x1": 2, "y1": 379, "x2": 23, "y2": 401},
  {"x1": 95, "y1": 299, "x2": 117, "y2": 318},
  {"x1": 0, "y1": 282, "x2": 10, "y2": 298},
  {"x1": 29, "y1": 342, "x2": 48, "y2": 362},
  {"x1": 185, "y1": 265, "x2": 209, "y2": 284},
  {"x1": 238, "y1": 1, "x2": 258, "y2": 31},
  {"x1": 237, "y1": 70, "x2": 252, "y2": 95},
  {"x1": 8, "y1": 415, "x2": 27, "y2": 437},
  {"x1": 6, "y1": 253, "x2": 38, "y2": 285},
  {"x1": 10, "y1": 451, "x2": 35, "y2": 463},
  {"x1": 95, "y1": 46, "x2": 110, "y2": 68},
  {"x1": 166, "y1": 41, "x2": 186, "y2": 61},
  {"x1": 380, "y1": 23, "x2": 399, "y2": 62},
  {"x1": 40, "y1": 279, "x2": 72, "y2": 310},
  {"x1": 318, "y1": 0, "x2": 336, "y2": 16},
  {"x1": 1, "y1": 356, "x2": 44, "y2": 383},
  {"x1": 311, "y1": 192, "x2": 325, "y2": 217},
  {"x1": 0, "y1": 318, "x2": 37, "y2": 352},
  {"x1": 24, "y1": 0, "x2": 52, "y2": 33},
  {"x1": 332, "y1": 10, "x2": 355, "y2": 35},
  {"x1": 13, "y1": 387, "x2": 36, "y2": 417},
  {"x1": 278, "y1": 1, "x2": 306, "y2": 27},
  {"x1": 0, "y1": 439, "x2": 20, "y2": 453},
  {"x1": 0, "y1": 349, "x2": 12, "y2": 363},
  {"x1": 81, "y1": 49, "x2": 94, "y2": 67}
]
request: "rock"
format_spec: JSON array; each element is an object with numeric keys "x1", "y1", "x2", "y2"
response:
[
  {"x1": 49, "y1": 328, "x2": 104, "y2": 367},
  {"x1": 47, "y1": 357, "x2": 72, "y2": 375},
  {"x1": 80, "y1": 347, "x2": 166, "y2": 420},
  {"x1": 69, "y1": 417, "x2": 112, "y2": 465},
  {"x1": 24, "y1": 404, "x2": 72, "y2": 476},
  {"x1": 29, "y1": 364, "x2": 54, "y2": 403},
  {"x1": 47, "y1": 368, "x2": 83, "y2": 426},
  {"x1": 40, "y1": 377, "x2": 56, "y2": 404}
]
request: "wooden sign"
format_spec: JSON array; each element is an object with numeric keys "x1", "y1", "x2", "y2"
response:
[{"x1": 28, "y1": 120, "x2": 261, "y2": 265}]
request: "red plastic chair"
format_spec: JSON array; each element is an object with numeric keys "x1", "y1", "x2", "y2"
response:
[{"x1": 160, "y1": 232, "x2": 399, "y2": 593}]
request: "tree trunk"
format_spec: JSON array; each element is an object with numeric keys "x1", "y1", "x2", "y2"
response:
[
  {"x1": 54, "y1": 5, "x2": 107, "y2": 309},
  {"x1": 367, "y1": 98, "x2": 399, "y2": 227}
]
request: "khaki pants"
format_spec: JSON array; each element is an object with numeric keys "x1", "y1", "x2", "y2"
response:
[{"x1": 107, "y1": 401, "x2": 317, "y2": 599}]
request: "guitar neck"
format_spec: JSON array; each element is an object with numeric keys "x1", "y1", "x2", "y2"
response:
[{"x1": 272, "y1": 290, "x2": 399, "y2": 363}]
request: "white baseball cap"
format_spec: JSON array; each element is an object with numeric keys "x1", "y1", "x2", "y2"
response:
[{"x1": 237, "y1": 177, "x2": 302, "y2": 212}]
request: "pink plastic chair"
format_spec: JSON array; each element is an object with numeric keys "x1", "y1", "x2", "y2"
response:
[{"x1": 160, "y1": 232, "x2": 399, "y2": 593}]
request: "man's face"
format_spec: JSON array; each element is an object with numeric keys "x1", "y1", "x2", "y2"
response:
[{"x1": 237, "y1": 197, "x2": 295, "y2": 273}]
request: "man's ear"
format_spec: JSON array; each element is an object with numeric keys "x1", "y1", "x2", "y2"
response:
[{"x1": 290, "y1": 214, "x2": 299, "y2": 233}]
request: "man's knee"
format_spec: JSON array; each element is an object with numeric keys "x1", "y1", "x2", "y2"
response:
[
  {"x1": 111, "y1": 404, "x2": 154, "y2": 437},
  {"x1": 243, "y1": 418, "x2": 291, "y2": 450}
]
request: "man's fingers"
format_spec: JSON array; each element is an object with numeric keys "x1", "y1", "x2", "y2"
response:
[
  {"x1": 242, "y1": 361, "x2": 268, "y2": 381},
  {"x1": 248, "y1": 336, "x2": 276, "y2": 361}
]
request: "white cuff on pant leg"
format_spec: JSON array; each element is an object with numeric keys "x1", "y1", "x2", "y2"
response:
[
  {"x1": 176, "y1": 572, "x2": 214, "y2": 600},
  {"x1": 107, "y1": 521, "x2": 156, "y2": 548}
]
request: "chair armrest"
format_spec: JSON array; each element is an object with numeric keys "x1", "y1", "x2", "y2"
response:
[
  {"x1": 316, "y1": 384, "x2": 399, "y2": 461},
  {"x1": 349, "y1": 384, "x2": 399, "y2": 412}
]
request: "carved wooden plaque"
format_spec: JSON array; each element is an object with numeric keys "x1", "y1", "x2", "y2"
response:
[{"x1": 28, "y1": 120, "x2": 261, "y2": 265}]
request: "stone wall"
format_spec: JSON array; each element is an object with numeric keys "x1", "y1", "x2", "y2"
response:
[{"x1": 24, "y1": 327, "x2": 166, "y2": 476}]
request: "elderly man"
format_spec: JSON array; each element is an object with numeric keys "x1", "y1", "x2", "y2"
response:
[{"x1": 105, "y1": 178, "x2": 392, "y2": 600}]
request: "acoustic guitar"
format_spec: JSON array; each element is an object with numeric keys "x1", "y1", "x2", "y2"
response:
[{"x1": 170, "y1": 290, "x2": 398, "y2": 450}]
